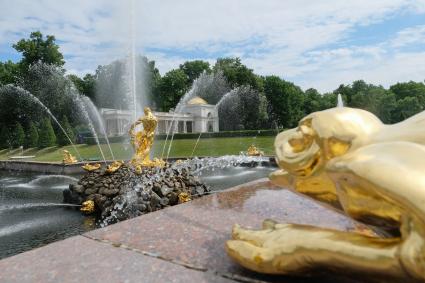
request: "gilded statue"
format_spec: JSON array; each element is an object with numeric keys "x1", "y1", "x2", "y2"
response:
[
  {"x1": 246, "y1": 144, "x2": 264, "y2": 156},
  {"x1": 226, "y1": 107, "x2": 425, "y2": 282},
  {"x1": 80, "y1": 200, "x2": 95, "y2": 214},
  {"x1": 62, "y1": 150, "x2": 77, "y2": 164},
  {"x1": 129, "y1": 107, "x2": 164, "y2": 171},
  {"x1": 105, "y1": 160, "x2": 123, "y2": 174},
  {"x1": 82, "y1": 163, "x2": 101, "y2": 171}
]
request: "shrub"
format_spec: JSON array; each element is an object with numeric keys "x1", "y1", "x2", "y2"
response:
[
  {"x1": 0, "y1": 125, "x2": 10, "y2": 149},
  {"x1": 57, "y1": 116, "x2": 75, "y2": 146},
  {"x1": 25, "y1": 121, "x2": 39, "y2": 148},
  {"x1": 10, "y1": 122, "x2": 25, "y2": 148},
  {"x1": 38, "y1": 118, "x2": 56, "y2": 148}
]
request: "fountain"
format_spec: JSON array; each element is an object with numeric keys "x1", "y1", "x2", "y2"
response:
[
  {"x1": 337, "y1": 93, "x2": 344, "y2": 107},
  {"x1": 0, "y1": 85, "x2": 82, "y2": 160},
  {"x1": 63, "y1": 109, "x2": 210, "y2": 225},
  {"x1": 81, "y1": 96, "x2": 115, "y2": 160}
]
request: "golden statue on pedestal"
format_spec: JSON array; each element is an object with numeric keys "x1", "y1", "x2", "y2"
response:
[
  {"x1": 129, "y1": 107, "x2": 165, "y2": 171},
  {"x1": 226, "y1": 107, "x2": 425, "y2": 281},
  {"x1": 62, "y1": 150, "x2": 77, "y2": 164},
  {"x1": 105, "y1": 160, "x2": 123, "y2": 174},
  {"x1": 82, "y1": 163, "x2": 101, "y2": 171},
  {"x1": 246, "y1": 144, "x2": 264, "y2": 156}
]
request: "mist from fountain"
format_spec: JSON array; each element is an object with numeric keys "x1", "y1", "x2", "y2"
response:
[
  {"x1": 162, "y1": 71, "x2": 230, "y2": 160},
  {"x1": 215, "y1": 88, "x2": 240, "y2": 110},
  {"x1": 191, "y1": 132, "x2": 203, "y2": 157},
  {"x1": 81, "y1": 96, "x2": 115, "y2": 160},
  {"x1": 1, "y1": 85, "x2": 82, "y2": 160},
  {"x1": 337, "y1": 93, "x2": 344, "y2": 107},
  {"x1": 129, "y1": 0, "x2": 138, "y2": 123},
  {"x1": 71, "y1": 91, "x2": 107, "y2": 164}
]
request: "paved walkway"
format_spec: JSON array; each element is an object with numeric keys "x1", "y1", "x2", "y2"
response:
[{"x1": 0, "y1": 179, "x2": 365, "y2": 283}]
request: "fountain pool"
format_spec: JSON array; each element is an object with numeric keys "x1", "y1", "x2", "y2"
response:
[{"x1": 0, "y1": 160, "x2": 276, "y2": 259}]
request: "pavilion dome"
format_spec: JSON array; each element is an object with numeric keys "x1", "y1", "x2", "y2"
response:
[{"x1": 187, "y1": 96, "x2": 208, "y2": 105}]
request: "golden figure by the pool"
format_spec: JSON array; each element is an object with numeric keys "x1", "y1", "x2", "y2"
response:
[
  {"x1": 226, "y1": 107, "x2": 425, "y2": 281},
  {"x1": 129, "y1": 107, "x2": 164, "y2": 171}
]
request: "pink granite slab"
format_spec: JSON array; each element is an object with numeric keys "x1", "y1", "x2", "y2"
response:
[
  {"x1": 0, "y1": 235, "x2": 233, "y2": 283},
  {"x1": 85, "y1": 178, "x2": 364, "y2": 282}
]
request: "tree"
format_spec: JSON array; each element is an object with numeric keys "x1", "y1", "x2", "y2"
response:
[
  {"x1": 13, "y1": 31, "x2": 65, "y2": 71},
  {"x1": 38, "y1": 118, "x2": 56, "y2": 148},
  {"x1": 56, "y1": 116, "x2": 75, "y2": 146},
  {"x1": 263, "y1": 76, "x2": 304, "y2": 128},
  {"x1": 0, "y1": 125, "x2": 10, "y2": 149},
  {"x1": 158, "y1": 69, "x2": 188, "y2": 111},
  {"x1": 0, "y1": 60, "x2": 19, "y2": 85},
  {"x1": 213, "y1": 58, "x2": 260, "y2": 90},
  {"x1": 304, "y1": 88, "x2": 322, "y2": 114},
  {"x1": 393, "y1": 96, "x2": 422, "y2": 122},
  {"x1": 25, "y1": 122, "x2": 39, "y2": 148},
  {"x1": 179, "y1": 60, "x2": 210, "y2": 85},
  {"x1": 390, "y1": 81, "x2": 425, "y2": 109},
  {"x1": 10, "y1": 122, "x2": 25, "y2": 148}
]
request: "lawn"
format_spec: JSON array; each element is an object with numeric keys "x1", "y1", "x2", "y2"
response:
[{"x1": 0, "y1": 136, "x2": 275, "y2": 162}]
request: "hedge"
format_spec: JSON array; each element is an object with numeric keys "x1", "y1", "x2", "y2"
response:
[{"x1": 83, "y1": 129, "x2": 283, "y2": 145}]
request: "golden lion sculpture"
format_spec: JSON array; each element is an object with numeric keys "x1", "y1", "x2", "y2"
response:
[{"x1": 226, "y1": 107, "x2": 425, "y2": 281}]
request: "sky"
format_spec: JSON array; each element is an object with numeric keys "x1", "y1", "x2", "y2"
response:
[{"x1": 1, "y1": 0, "x2": 425, "y2": 92}]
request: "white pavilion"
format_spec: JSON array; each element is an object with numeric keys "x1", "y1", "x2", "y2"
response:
[{"x1": 100, "y1": 96, "x2": 219, "y2": 136}]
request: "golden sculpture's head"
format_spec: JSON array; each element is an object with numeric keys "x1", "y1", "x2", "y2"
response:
[
  {"x1": 274, "y1": 107, "x2": 383, "y2": 177},
  {"x1": 144, "y1": 107, "x2": 151, "y2": 115}
]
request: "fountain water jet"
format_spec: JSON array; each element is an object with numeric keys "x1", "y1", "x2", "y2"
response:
[
  {"x1": 71, "y1": 90, "x2": 107, "y2": 164},
  {"x1": 81, "y1": 96, "x2": 115, "y2": 160},
  {"x1": 337, "y1": 93, "x2": 344, "y2": 107},
  {"x1": 1, "y1": 85, "x2": 82, "y2": 160}
]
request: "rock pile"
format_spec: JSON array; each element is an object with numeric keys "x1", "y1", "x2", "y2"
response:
[{"x1": 63, "y1": 163, "x2": 210, "y2": 225}]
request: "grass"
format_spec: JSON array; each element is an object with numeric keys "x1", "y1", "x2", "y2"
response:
[{"x1": 0, "y1": 136, "x2": 275, "y2": 162}]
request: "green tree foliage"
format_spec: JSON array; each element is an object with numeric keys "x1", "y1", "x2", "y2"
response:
[
  {"x1": 56, "y1": 116, "x2": 75, "y2": 146},
  {"x1": 304, "y1": 88, "x2": 322, "y2": 114},
  {"x1": 68, "y1": 74, "x2": 96, "y2": 102},
  {"x1": 13, "y1": 31, "x2": 65, "y2": 70},
  {"x1": 0, "y1": 125, "x2": 10, "y2": 149},
  {"x1": 263, "y1": 76, "x2": 305, "y2": 128},
  {"x1": 10, "y1": 122, "x2": 25, "y2": 148},
  {"x1": 25, "y1": 121, "x2": 39, "y2": 148},
  {"x1": 179, "y1": 60, "x2": 210, "y2": 85},
  {"x1": 158, "y1": 69, "x2": 188, "y2": 111},
  {"x1": 38, "y1": 118, "x2": 56, "y2": 148},
  {"x1": 390, "y1": 81, "x2": 425, "y2": 109},
  {"x1": 394, "y1": 96, "x2": 422, "y2": 122},
  {"x1": 213, "y1": 58, "x2": 260, "y2": 90},
  {"x1": 0, "y1": 60, "x2": 19, "y2": 86}
]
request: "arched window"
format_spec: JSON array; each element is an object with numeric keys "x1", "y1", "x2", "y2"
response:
[{"x1": 207, "y1": 112, "x2": 212, "y2": 118}]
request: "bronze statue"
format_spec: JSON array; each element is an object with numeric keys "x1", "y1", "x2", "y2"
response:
[
  {"x1": 129, "y1": 107, "x2": 164, "y2": 171},
  {"x1": 226, "y1": 107, "x2": 425, "y2": 281},
  {"x1": 62, "y1": 150, "x2": 77, "y2": 164}
]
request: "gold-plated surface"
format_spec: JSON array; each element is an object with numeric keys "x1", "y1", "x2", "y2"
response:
[
  {"x1": 178, "y1": 192, "x2": 191, "y2": 203},
  {"x1": 226, "y1": 107, "x2": 425, "y2": 281},
  {"x1": 82, "y1": 163, "x2": 101, "y2": 171},
  {"x1": 246, "y1": 145, "x2": 264, "y2": 156},
  {"x1": 62, "y1": 150, "x2": 77, "y2": 164},
  {"x1": 80, "y1": 200, "x2": 95, "y2": 214},
  {"x1": 129, "y1": 107, "x2": 165, "y2": 169},
  {"x1": 105, "y1": 160, "x2": 123, "y2": 174}
]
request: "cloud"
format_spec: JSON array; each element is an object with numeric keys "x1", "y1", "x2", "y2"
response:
[{"x1": 0, "y1": 0, "x2": 425, "y2": 91}]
